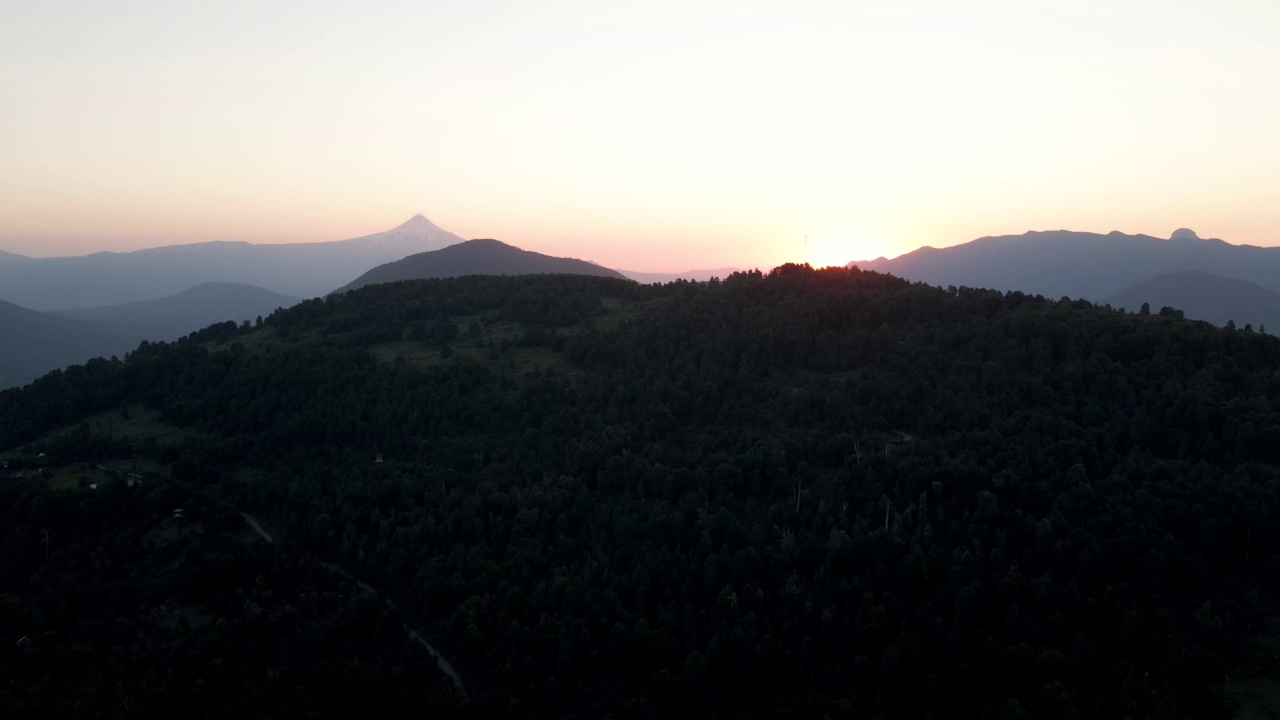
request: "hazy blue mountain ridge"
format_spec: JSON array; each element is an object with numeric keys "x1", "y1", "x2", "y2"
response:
[
  {"x1": 0, "y1": 215, "x2": 464, "y2": 310},
  {"x1": 56, "y1": 282, "x2": 302, "y2": 340},
  {"x1": 854, "y1": 229, "x2": 1280, "y2": 299},
  {"x1": 1104, "y1": 271, "x2": 1280, "y2": 330},
  {"x1": 0, "y1": 300, "x2": 148, "y2": 389}
]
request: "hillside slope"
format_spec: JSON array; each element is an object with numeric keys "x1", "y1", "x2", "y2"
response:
[
  {"x1": 0, "y1": 215, "x2": 464, "y2": 310},
  {"x1": 57, "y1": 282, "x2": 301, "y2": 340},
  {"x1": 854, "y1": 228, "x2": 1280, "y2": 299},
  {"x1": 1104, "y1": 271, "x2": 1280, "y2": 330},
  {"x1": 337, "y1": 238, "x2": 627, "y2": 292},
  {"x1": 2, "y1": 268, "x2": 1276, "y2": 718}
]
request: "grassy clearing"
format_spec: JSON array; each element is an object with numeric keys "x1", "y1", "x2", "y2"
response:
[
  {"x1": 155, "y1": 604, "x2": 214, "y2": 630},
  {"x1": 5, "y1": 405, "x2": 205, "y2": 456},
  {"x1": 230, "y1": 466, "x2": 271, "y2": 484},
  {"x1": 208, "y1": 300, "x2": 655, "y2": 377},
  {"x1": 1, "y1": 404, "x2": 188, "y2": 483},
  {"x1": 107, "y1": 457, "x2": 169, "y2": 476},
  {"x1": 44, "y1": 465, "x2": 117, "y2": 490},
  {"x1": 39, "y1": 457, "x2": 167, "y2": 490},
  {"x1": 370, "y1": 339, "x2": 573, "y2": 377},
  {"x1": 509, "y1": 347, "x2": 567, "y2": 375},
  {"x1": 473, "y1": 319, "x2": 525, "y2": 344},
  {"x1": 594, "y1": 296, "x2": 660, "y2": 331},
  {"x1": 370, "y1": 341, "x2": 461, "y2": 368},
  {"x1": 145, "y1": 518, "x2": 205, "y2": 546},
  {"x1": 205, "y1": 325, "x2": 278, "y2": 352},
  {"x1": 204, "y1": 325, "x2": 329, "y2": 354}
]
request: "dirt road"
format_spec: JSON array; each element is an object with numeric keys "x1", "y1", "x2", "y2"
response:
[{"x1": 239, "y1": 511, "x2": 469, "y2": 702}]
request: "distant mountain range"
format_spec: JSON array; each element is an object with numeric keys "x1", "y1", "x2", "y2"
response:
[
  {"x1": 618, "y1": 268, "x2": 741, "y2": 284},
  {"x1": 853, "y1": 228, "x2": 1280, "y2": 328},
  {"x1": 56, "y1": 282, "x2": 301, "y2": 340},
  {"x1": 1, "y1": 282, "x2": 304, "y2": 389},
  {"x1": 0, "y1": 300, "x2": 148, "y2": 389},
  {"x1": 337, "y1": 239, "x2": 628, "y2": 293},
  {"x1": 1, "y1": 231, "x2": 631, "y2": 388},
  {"x1": 13, "y1": 213, "x2": 1280, "y2": 390},
  {"x1": 1104, "y1": 271, "x2": 1280, "y2": 331},
  {"x1": 0, "y1": 215, "x2": 465, "y2": 311},
  {"x1": 855, "y1": 229, "x2": 1280, "y2": 299}
]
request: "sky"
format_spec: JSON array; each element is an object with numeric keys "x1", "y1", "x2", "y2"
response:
[{"x1": 2, "y1": 0, "x2": 1279, "y2": 270}]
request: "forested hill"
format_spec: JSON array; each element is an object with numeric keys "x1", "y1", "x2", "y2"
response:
[
  {"x1": 336, "y1": 238, "x2": 627, "y2": 292},
  {"x1": 3, "y1": 266, "x2": 1280, "y2": 718}
]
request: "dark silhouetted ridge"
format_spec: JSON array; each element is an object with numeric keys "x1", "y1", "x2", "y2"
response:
[
  {"x1": 618, "y1": 267, "x2": 741, "y2": 284},
  {"x1": 337, "y1": 238, "x2": 628, "y2": 292}
]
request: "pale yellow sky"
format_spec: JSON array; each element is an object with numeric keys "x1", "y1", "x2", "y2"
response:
[{"x1": 2, "y1": 0, "x2": 1279, "y2": 270}]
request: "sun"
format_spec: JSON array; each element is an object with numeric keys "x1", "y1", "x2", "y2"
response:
[{"x1": 804, "y1": 234, "x2": 886, "y2": 268}]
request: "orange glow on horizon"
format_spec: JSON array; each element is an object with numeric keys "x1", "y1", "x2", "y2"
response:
[
  {"x1": 2, "y1": 2, "x2": 1279, "y2": 269},
  {"x1": 800, "y1": 233, "x2": 894, "y2": 269}
]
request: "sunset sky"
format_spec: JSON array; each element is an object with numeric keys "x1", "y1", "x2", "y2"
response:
[{"x1": 3, "y1": 0, "x2": 1279, "y2": 270}]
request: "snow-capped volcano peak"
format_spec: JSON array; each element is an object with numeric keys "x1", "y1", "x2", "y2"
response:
[{"x1": 356, "y1": 214, "x2": 465, "y2": 253}]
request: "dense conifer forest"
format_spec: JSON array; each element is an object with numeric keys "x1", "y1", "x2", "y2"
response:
[{"x1": 3, "y1": 266, "x2": 1280, "y2": 718}]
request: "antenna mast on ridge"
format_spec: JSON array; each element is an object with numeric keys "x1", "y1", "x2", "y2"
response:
[{"x1": 804, "y1": 235, "x2": 808, "y2": 266}]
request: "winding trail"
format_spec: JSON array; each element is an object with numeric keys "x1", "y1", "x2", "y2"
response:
[
  {"x1": 239, "y1": 512, "x2": 469, "y2": 702},
  {"x1": 240, "y1": 512, "x2": 273, "y2": 543}
]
